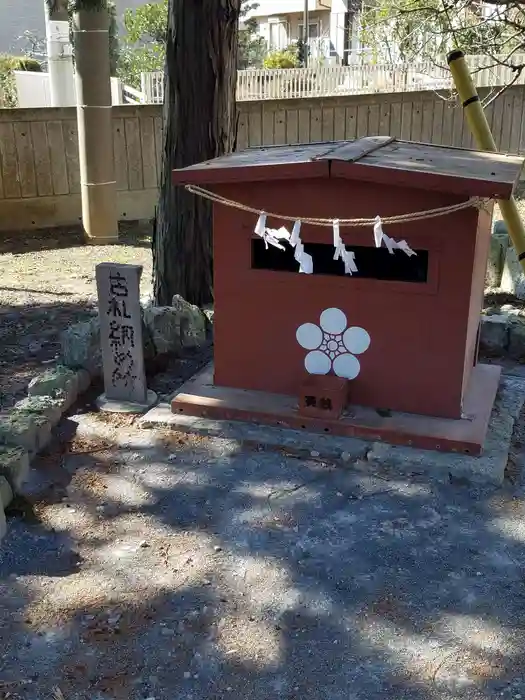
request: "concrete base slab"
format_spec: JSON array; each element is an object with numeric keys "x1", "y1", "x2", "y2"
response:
[
  {"x1": 85, "y1": 236, "x2": 120, "y2": 246},
  {"x1": 366, "y1": 376, "x2": 525, "y2": 485},
  {"x1": 96, "y1": 390, "x2": 157, "y2": 415},
  {"x1": 140, "y1": 375, "x2": 525, "y2": 486},
  {"x1": 164, "y1": 363, "x2": 500, "y2": 456},
  {"x1": 141, "y1": 407, "x2": 370, "y2": 464}
]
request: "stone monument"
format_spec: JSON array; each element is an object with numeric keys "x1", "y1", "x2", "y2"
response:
[{"x1": 95, "y1": 263, "x2": 156, "y2": 413}]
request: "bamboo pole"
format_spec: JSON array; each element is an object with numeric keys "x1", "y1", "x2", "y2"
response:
[
  {"x1": 447, "y1": 49, "x2": 525, "y2": 272},
  {"x1": 73, "y1": 5, "x2": 118, "y2": 244}
]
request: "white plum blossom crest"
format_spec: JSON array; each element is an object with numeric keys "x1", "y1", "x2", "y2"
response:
[{"x1": 296, "y1": 308, "x2": 371, "y2": 380}]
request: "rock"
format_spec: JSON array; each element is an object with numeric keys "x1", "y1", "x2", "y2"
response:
[
  {"x1": 28, "y1": 341, "x2": 42, "y2": 355},
  {"x1": 501, "y1": 303, "x2": 524, "y2": 317},
  {"x1": 61, "y1": 315, "x2": 154, "y2": 376},
  {"x1": 508, "y1": 319, "x2": 525, "y2": 361},
  {"x1": 493, "y1": 219, "x2": 508, "y2": 236},
  {"x1": 486, "y1": 233, "x2": 509, "y2": 288},
  {"x1": 0, "y1": 413, "x2": 52, "y2": 459},
  {"x1": 28, "y1": 365, "x2": 78, "y2": 408},
  {"x1": 171, "y1": 295, "x2": 208, "y2": 349},
  {"x1": 479, "y1": 314, "x2": 509, "y2": 355},
  {"x1": 0, "y1": 475, "x2": 13, "y2": 509},
  {"x1": 12, "y1": 395, "x2": 65, "y2": 424},
  {"x1": 0, "y1": 445, "x2": 30, "y2": 492},
  {"x1": 60, "y1": 317, "x2": 102, "y2": 375},
  {"x1": 142, "y1": 306, "x2": 183, "y2": 356},
  {"x1": 76, "y1": 369, "x2": 91, "y2": 394},
  {"x1": 501, "y1": 245, "x2": 525, "y2": 299}
]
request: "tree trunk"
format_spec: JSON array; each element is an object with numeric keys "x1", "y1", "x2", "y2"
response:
[{"x1": 153, "y1": 0, "x2": 240, "y2": 307}]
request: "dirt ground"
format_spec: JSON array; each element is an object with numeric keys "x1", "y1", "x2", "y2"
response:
[
  {"x1": 2, "y1": 405, "x2": 525, "y2": 700},
  {"x1": 0, "y1": 223, "x2": 152, "y2": 410},
  {"x1": 1, "y1": 211, "x2": 525, "y2": 698}
]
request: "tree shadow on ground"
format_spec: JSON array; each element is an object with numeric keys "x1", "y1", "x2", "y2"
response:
[
  {"x1": 0, "y1": 300, "x2": 97, "y2": 410},
  {"x1": 2, "y1": 415, "x2": 525, "y2": 700},
  {"x1": 0, "y1": 220, "x2": 152, "y2": 255}
]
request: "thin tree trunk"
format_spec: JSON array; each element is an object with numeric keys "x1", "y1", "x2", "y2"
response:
[{"x1": 153, "y1": 0, "x2": 240, "y2": 307}]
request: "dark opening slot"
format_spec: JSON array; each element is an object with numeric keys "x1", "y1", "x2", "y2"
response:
[{"x1": 252, "y1": 239, "x2": 428, "y2": 283}]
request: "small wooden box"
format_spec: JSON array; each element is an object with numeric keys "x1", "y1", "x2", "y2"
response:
[{"x1": 299, "y1": 375, "x2": 348, "y2": 419}]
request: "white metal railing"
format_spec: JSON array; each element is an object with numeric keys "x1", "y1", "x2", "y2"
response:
[
  {"x1": 139, "y1": 54, "x2": 525, "y2": 104},
  {"x1": 140, "y1": 72, "x2": 163, "y2": 104},
  {"x1": 122, "y1": 83, "x2": 146, "y2": 104}
]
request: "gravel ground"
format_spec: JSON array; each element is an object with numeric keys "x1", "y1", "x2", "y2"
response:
[
  {"x1": 0, "y1": 223, "x2": 152, "y2": 410},
  {"x1": 1, "y1": 412, "x2": 525, "y2": 700},
  {"x1": 1, "y1": 211, "x2": 525, "y2": 698}
]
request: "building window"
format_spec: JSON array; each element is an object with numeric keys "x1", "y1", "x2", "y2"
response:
[
  {"x1": 268, "y1": 18, "x2": 289, "y2": 50},
  {"x1": 298, "y1": 21, "x2": 320, "y2": 40}
]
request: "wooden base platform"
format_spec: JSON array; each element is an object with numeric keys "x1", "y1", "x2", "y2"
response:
[{"x1": 171, "y1": 363, "x2": 502, "y2": 456}]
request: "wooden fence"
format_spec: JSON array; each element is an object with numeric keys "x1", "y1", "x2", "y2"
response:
[
  {"x1": 0, "y1": 85, "x2": 524, "y2": 231},
  {"x1": 236, "y1": 86, "x2": 525, "y2": 153}
]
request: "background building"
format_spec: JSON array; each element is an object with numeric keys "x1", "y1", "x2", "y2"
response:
[{"x1": 245, "y1": 0, "x2": 361, "y2": 64}]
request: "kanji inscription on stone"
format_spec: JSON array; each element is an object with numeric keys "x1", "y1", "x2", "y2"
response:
[{"x1": 96, "y1": 263, "x2": 148, "y2": 404}]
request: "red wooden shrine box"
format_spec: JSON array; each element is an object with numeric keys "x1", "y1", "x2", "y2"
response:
[{"x1": 171, "y1": 137, "x2": 524, "y2": 455}]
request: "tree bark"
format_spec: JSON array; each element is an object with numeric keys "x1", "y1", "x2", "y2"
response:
[{"x1": 153, "y1": 0, "x2": 240, "y2": 307}]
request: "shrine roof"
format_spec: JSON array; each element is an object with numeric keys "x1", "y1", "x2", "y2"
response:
[{"x1": 172, "y1": 136, "x2": 524, "y2": 199}]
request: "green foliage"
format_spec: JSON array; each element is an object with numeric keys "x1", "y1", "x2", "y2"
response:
[
  {"x1": 123, "y1": 0, "x2": 168, "y2": 44},
  {"x1": 108, "y1": 1, "x2": 119, "y2": 75},
  {"x1": 117, "y1": 0, "x2": 167, "y2": 88},
  {"x1": 360, "y1": 0, "x2": 520, "y2": 64},
  {"x1": 117, "y1": 0, "x2": 268, "y2": 87},
  {"x1": 11, "y1": 57, "x2": 42, "y2": 72},
  {"x1": 297, "y1": 38, "x2": 306, "y2": 67},
  {"x1": 118, "y1": 45, "x2": 165, "y2": 89},
  {"x1": 263, "y1": 47, "x2": 300, "y2": 69},
  {"x1": 0, "y1": 55, "x2": 43, "y2": 107},
  {"x1": 238, "y1": 3, "x2": 267, "y2": 69}
]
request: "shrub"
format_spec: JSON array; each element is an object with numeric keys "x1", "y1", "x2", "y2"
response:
[
  {"x1": 0, "y1": 55, "x2": 43, "y2": 107},
  {"x1": 263, "y1": 48, "x2": 300, "y2": 69},
  {"x1": 13, "y1": 57, "x2": 42, "y2": 72}
]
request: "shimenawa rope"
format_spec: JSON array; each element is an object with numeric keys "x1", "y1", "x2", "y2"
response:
[{"x1": 185, "y1": 184, "x2": 488, "y2": 228}]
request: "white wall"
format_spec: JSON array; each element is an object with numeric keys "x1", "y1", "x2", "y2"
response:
[
  {"x1": 14, "y1": 71, "x2": 123, "y2": 108},
  {"x1": 330, "y1": 0, "x2": 347, "y2": 62}
]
